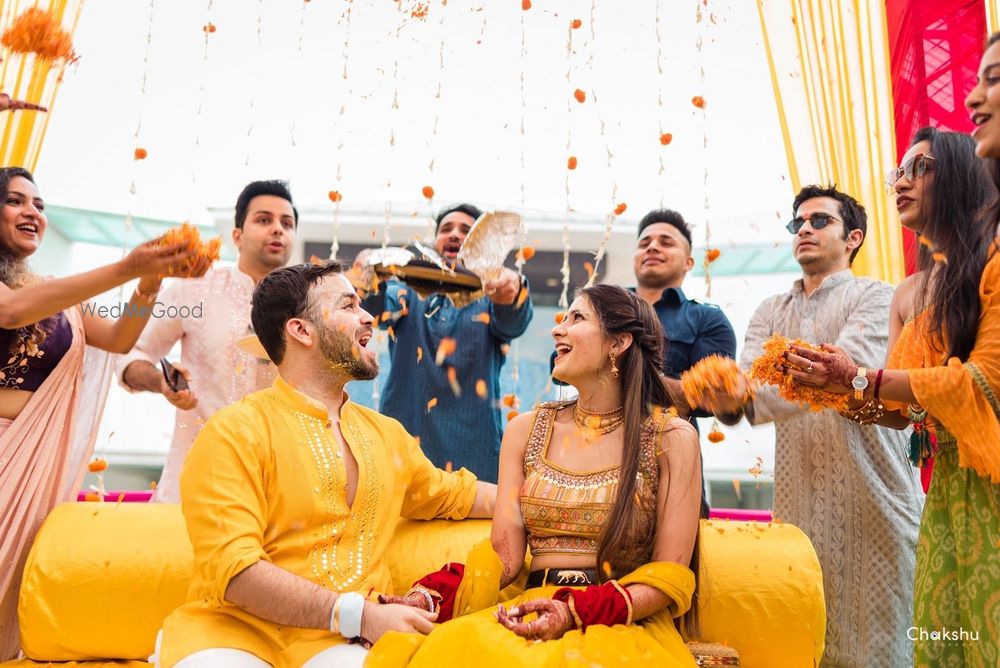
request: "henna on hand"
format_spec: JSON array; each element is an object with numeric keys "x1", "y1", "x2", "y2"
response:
[
  {"x1": 495, "y1": 599, "x2": 575, "y2": 641},
  {"x1": 377, "y1": 591, "x2": 434, "y2": 612}
]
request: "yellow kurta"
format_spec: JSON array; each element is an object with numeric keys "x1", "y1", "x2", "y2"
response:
[{"x1": 159, "y1": 376, "x2": 478, "y2": 668}]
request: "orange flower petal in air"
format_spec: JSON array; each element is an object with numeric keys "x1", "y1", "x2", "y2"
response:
[
  {"x1": 426, "y1": 397, "x2": 438, "y2": 411},
  {"x1": 447, "y1": 367, "x2": 461, "y2": 396},
  {"x1": 583, "y1": 261, "x2": 595, "y2": 278},
  {"x1": 515, "y1": 286, "x2": 530, "y2": 307},
  {"x1": 84, "y1": 492, "x2": 101, "y2": 502},
  {"x1": 517, "y1": 246, "x2": 536, "y2": 262},
  {"x1": 571, "y1": 19, "x2": 582, "y2": 29},
  {"x1": 473, "y1": 312, "x2": 491, "y2": 325},
  {"x1": 203, "y1": 22, "x2": 216, "y2": 33},
  {"x1": 502, "y1": 393, "x2": 517, "y2": 408},
  {"x1": 705, "y1": 248, "x2": 721, "y2": 263},
  {"x1": 507, "y1": 410, "x2": 519, "y2": 422},
  {"x1": 416, "y1": 346, "x2": 424, "y2": 363},
  {"x1": 659, "y1": 133, "x2": 673, "y2": 146},
  {"x1": 134, "y1": 148, "x2": 148, "y2": 160},
  {"x1": 932, "y1": 252, "x2": 948, "y2": 264},
  {"x1": 707, "y1": 429, "x2": 725, "y2": 443},
  {"x1": 522, "y1": 0, "x2": 531, "y2": 10},
  {"x1": 475, "y1": 379, "x2": 488, "y2": 398},
  {"x1": 691, "y1": 95, "x2": 706, "y2": 109},
  {"x1": 88, "y1": 458, "x2": 108, "y2": 473},
  {"x1": 328, "y1": 190, "x2": 343, "y2": 203},
  {"x1": 554, "y1": 311, "x2": 566, "y2": 324},
  {"x1": 614, "y1": 203, "x2": 627, "y2": 216},
  {"x1": 567, "y1": 156, "x2": 578, "y2": 170},
  {"x1": 573, "y1": 89, "x2": 586, "y2": 103},
  {"x1": 422, "y1": 185, "x2": 435, "y2": 200},
  {"x1": 435, "y1": 337, "x2": 457, "y2": 365}
]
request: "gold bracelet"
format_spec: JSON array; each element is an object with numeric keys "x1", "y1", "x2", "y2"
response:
[
  {"x1": 134, "y1": 284, "x2": 159, "y2": 305},
  {"x1": 840, "y1": 397, "x2": 886, "y2": 425}
]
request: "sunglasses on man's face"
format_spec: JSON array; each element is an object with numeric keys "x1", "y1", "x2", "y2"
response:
[
  {"x1": 785, "y1": 212, "x2": 841, "y2": 234},
  {"x1": 885, "y1": 153, "x2": 935, "y2": 192}
]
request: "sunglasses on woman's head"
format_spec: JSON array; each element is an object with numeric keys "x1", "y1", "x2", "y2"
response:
[
  {"x1": 885, "y1": 154, "x2": 935, "y2": 192},
  {"x1": 785, "y1": 213, "x2": 840, "y2": 234}
]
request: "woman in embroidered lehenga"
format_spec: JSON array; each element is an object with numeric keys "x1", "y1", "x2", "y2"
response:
[
  {"x1": 782, "y1": 72, "x2": 1000, "y2": 666},
  {"x1": 0, "y1": 167, "x2": 211, "y2": 660},
  {"x1": 368, "y1": 284, "x2": 702, "y2": 667}
]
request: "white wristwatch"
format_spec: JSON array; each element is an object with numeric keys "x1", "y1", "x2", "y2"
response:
[{"x1": 852, "y1": 367, "x2": 869, "y2": 401}]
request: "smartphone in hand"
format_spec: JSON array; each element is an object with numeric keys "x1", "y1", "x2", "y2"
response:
[{"x1": 159, "y1": 358, "x2": 189, "y2": 393}]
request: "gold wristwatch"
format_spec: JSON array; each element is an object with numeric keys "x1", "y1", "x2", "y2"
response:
[{"x1": 852, "y1": 366, "x2": 869, "y2": 401}]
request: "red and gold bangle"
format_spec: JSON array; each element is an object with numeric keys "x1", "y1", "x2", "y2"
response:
[
  {"x1": 566, "y1": 596, "x2": 584, "y2": 629},
  {"x1": 609, "y1": 581, "x2": 634, "y2": 625}
]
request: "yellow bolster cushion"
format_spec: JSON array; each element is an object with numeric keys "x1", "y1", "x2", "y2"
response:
[
  {"x1": 18, "y1": 503, "x2": 192, "y2": 662},
  {"x1": 697, "y1": 519, "x2": 826, "y2": 667}
]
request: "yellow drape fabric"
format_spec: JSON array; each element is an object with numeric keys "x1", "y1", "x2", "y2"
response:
[
  {"x1": 0, "y1": 1, "x2": 83, "y2": 171},
  {"x1": 987, "y1": 1, "x2": 999, "y2": 34},
  {"x1": 757, "y1": 0, "x2": 905, "y2": 284}
]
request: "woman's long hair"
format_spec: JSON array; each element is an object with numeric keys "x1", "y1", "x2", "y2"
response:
[
  {"x1": 910, "y1": 127, "x2": 997, "y2": 360},
  {"x1": 0, "y1": 167, "x2": 48, "y2": 355},
  {"x1": 580, "y1": 283, "x2": 700, "y2": 639}
]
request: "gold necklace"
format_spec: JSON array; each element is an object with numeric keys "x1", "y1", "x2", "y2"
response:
[{"x1": 573, "y1": 402, "x2": 625, "y2": 435}]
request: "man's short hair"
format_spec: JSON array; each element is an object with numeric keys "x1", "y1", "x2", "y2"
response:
[
  {"x1": 636, "y1": 209, "x2": 693, "y2": 248},
  {"x1": 791, "y1": 185, "x2": 867, "y2": 263},
  {"x1": 435, "y1": 203, "x2": 483, "y2": 232},
  {"x1": 251, "y1": 261, "x2": 345, "y2": 365},
  {"x1": 234, "y1": 180, "x2": 299, "y2": 230}
]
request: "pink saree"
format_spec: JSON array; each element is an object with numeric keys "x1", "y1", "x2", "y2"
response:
[{"x1": 0, "y1": 306, "x2": 112, "y2": 660}]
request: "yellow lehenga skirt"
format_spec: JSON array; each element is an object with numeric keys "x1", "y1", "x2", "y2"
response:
[{"x1": 366, "y1": 540, "x2": 697, "y2": 668}]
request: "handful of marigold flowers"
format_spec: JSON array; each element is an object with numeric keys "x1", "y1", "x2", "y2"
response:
[
  {"x1": 748, "y1": 334, "x2": 850, "y2": 412},
  {"x1": 159, "y1": 223, "x2": 222, "y2": 275},
  {"x1": 680, "y1": 354, "x2": 750, "y2": 410}
]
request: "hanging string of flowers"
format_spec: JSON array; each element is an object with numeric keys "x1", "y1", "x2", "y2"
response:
[
  {"x1": 122, "y1": 0, "x2": 156, "y2": 242},
  {"x1": 329, "y1": 0, "x2": 356, "y2": 259},
  {"x1": 190, "y1": 0, "x2": 215, "y2": 199},
  {"x1": 243, "y1": 0, "x2": 264, "y2": 168}
]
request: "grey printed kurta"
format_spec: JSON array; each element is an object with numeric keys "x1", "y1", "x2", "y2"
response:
[{"x1": 740, "y1": 270, "x2": 923, "y2": 668}]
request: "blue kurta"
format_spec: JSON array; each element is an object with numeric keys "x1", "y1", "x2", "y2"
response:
[{"x1": 363, "y1": 279, "x2": 533, "y2": 483}]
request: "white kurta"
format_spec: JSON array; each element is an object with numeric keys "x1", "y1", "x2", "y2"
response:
[
  {"x1": 113, "y1": 265, "x2": 277, "y2": 503},
  {"x1": 740, "y1": 270, "x2": 923, "y2": 668}
]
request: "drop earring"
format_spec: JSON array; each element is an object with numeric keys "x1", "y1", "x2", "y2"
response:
[{"x1": 609, "y1": 351, "x2": 620, "y2": 379}]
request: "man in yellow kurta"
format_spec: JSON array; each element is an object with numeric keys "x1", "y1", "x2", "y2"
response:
[{"x1": 157, "y1": 261, "x2": 496, "y2": 668}]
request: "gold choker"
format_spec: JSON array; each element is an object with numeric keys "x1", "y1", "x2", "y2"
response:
[{"x1": 573, "y1": 402, "x2": 624, "y2": 435}]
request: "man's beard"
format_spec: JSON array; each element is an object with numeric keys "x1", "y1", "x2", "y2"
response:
[{"x1": 316, "y1": 323, "x2": 378, "y2": 381}]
